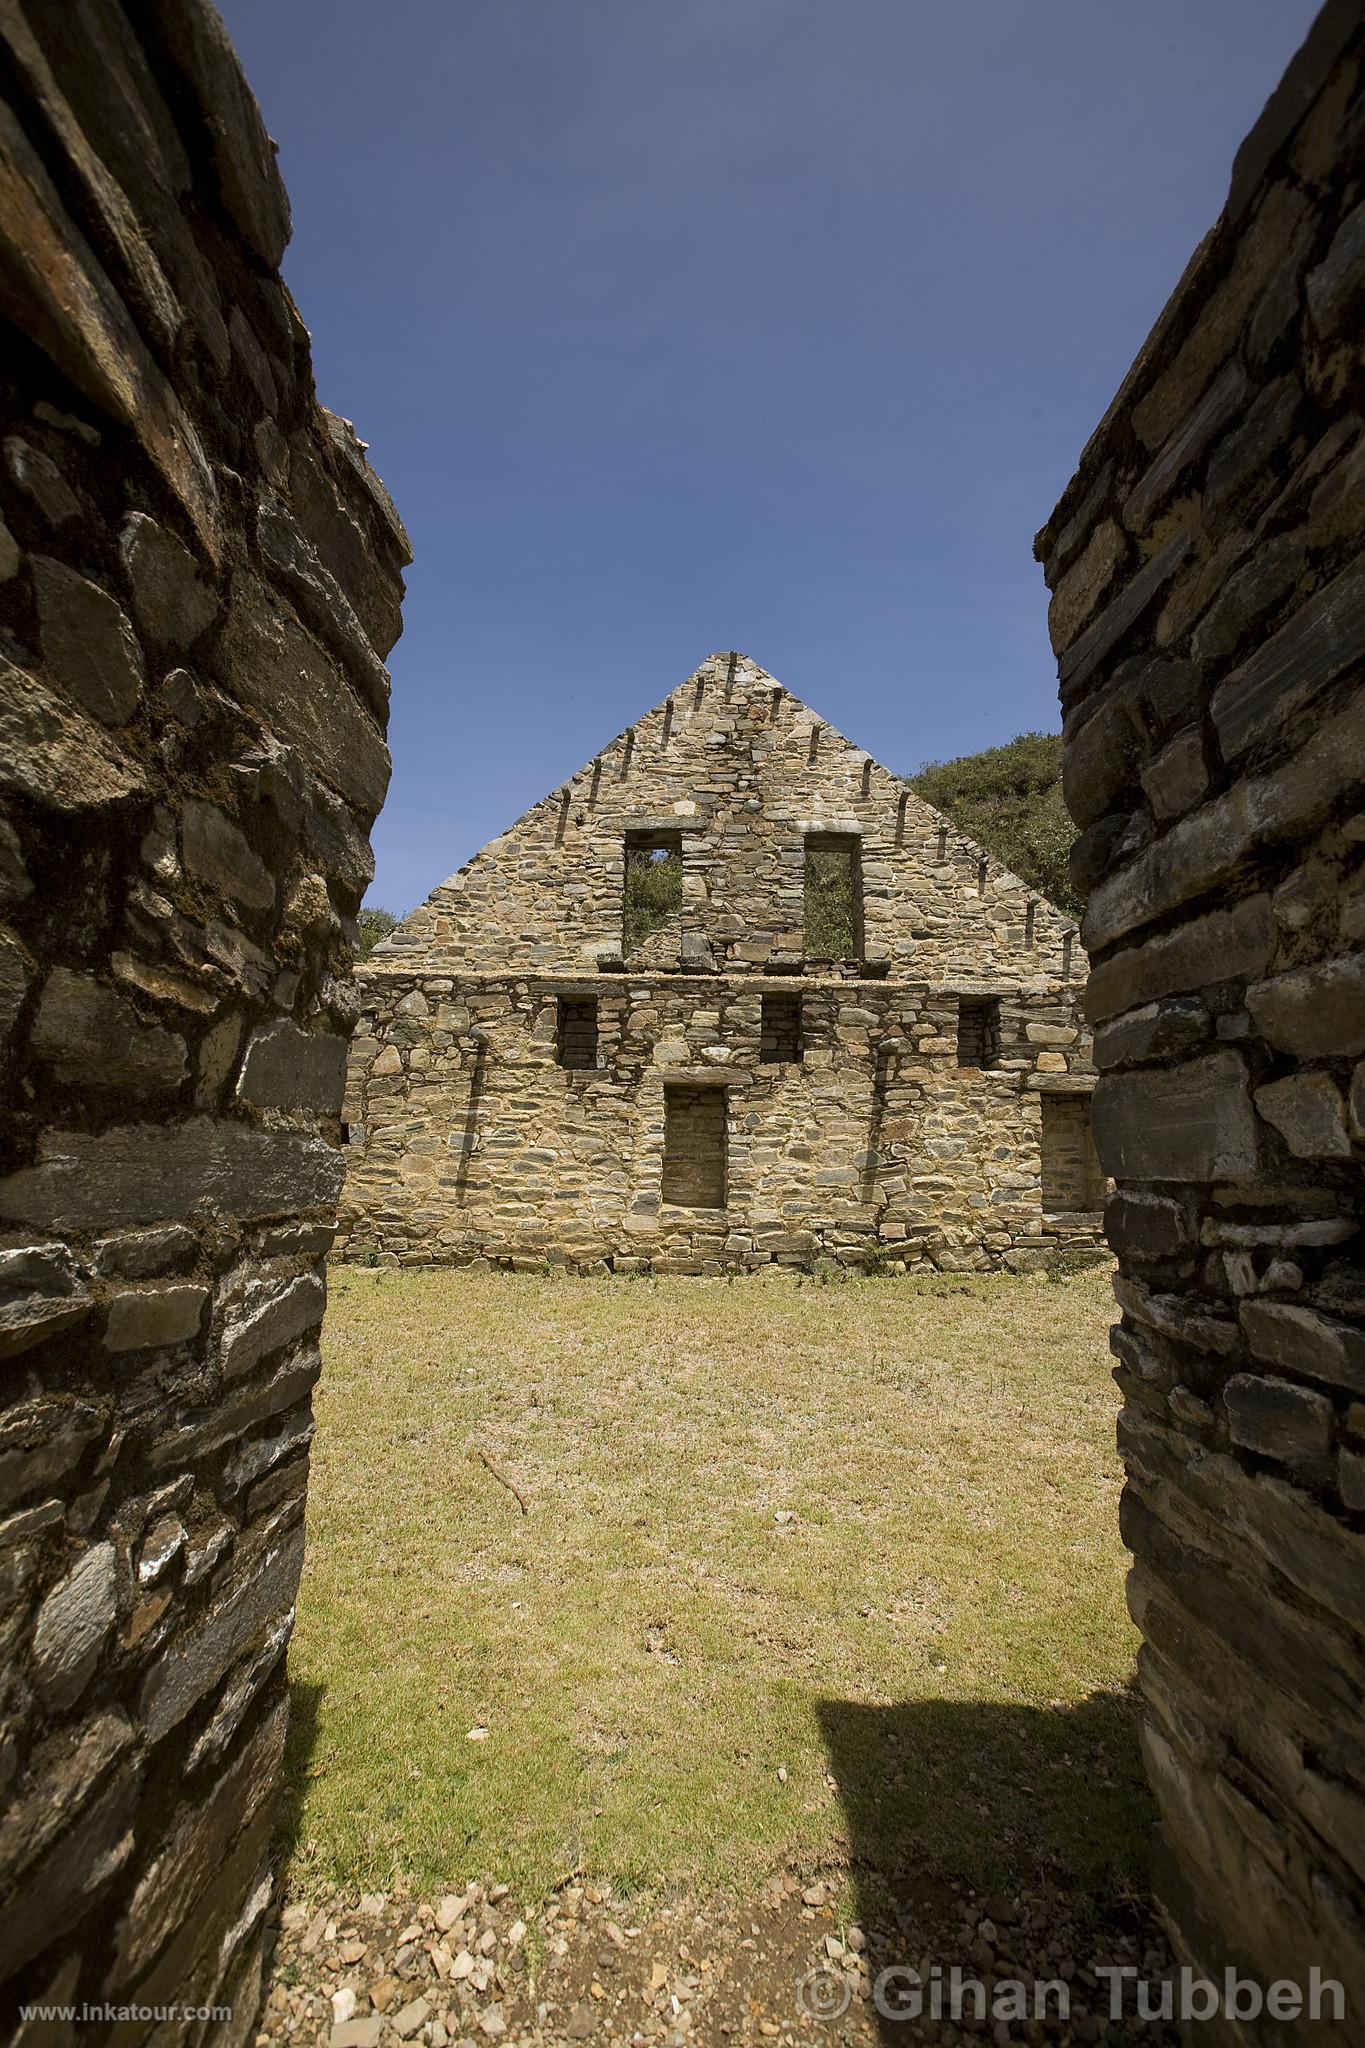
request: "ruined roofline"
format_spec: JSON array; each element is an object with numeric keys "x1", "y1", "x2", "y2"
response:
[{"x1": 372, "y1": 649, "x2": 1079, "y2": 957}]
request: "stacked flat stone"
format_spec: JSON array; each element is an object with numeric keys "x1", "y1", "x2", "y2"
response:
[
  {"x1": 0, "y1": 4, "x2": 408, "y2": 2040},
  {"x1": 1038, "y1": 0, "x2": 1365, "y2": 2027},
  {"x1": 342, "y1": 659, "x2": 1101, "y2": 1274}
]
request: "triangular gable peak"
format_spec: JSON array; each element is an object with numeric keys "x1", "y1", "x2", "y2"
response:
[{"x1": 376, "y1": 652, "x2": 1078, "y2": 985}]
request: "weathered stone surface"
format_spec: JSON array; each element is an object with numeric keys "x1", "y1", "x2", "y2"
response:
[
  {"x1": 1123, "y1": 359, "x2": 1248, "y2": 533},
  {"x1": 237, "y1": 1018, "x2": 348, "y2": 1112},
  {"x1": 1255, "y1": 1071, "x2": 1352, "y2": 1157},
  {"x1": 1085, "y1": 894, "x2": 1272, "y2": 1022},
  {"x1": 103, "y1": 1282, "x2": 208, "y2": 1352},
  {"x1": 0, "y1": 657, "x2": 146, "y2": 811},
  {"x1": 1105, "y1": 1190, "x2": 1197, "y2": 1261},
  {"x1": 115, "y1": 1698, "x2": 286, "y2": 1978},
  {"x1": 0, "y1": 1242, "x2": 92, "y2": 1358},
  {"x1": 30, "y1": 967, "x2": 188, "y2": 1094},
  {"x1": 1043, "y1": 46, "x2": 1365, "y2": 2000},
  {"x1": 31, "y1": 556, "x2": 145, "y2": 726},
  {"x1": 0, "y1": 1394, "x2": 103, "y2": 1512},
  {"x1": 1307, "y1": 193, "x2": 1365, "y2": 335},
  {"x1": 1224, "y1": 1373, "x2": 1334, "y2": 1463},
  {"x1": 182, "y1": 798, "x2": 276, "y2": 913},
  {"x1": 1139, "y1": 727, "x2": 1208, "y2": 822},
  {"x1": 219, "y1": 1269, "x2": 326, "y2": 1378},
  {"x1": 0, "y1": 924, "x2": 30, "y2": 1055},
  {"x1": 1061, "y1": 693, "x2": 1141, "y2": 833},
  {"x1": 1091, "y1": 1051, "x2": 1257, "y2": 1183},
  {"x1": 139, "y1": 1523, "x2": 305, "y2": 1743},
  {"x1": 137, "y1": 0, "x2": 290, "y2": 266},
  {"x1": 1084, "y1": 684, "x2": 1365, "y2": 952},
  {"x1": 255, "y1": 494, "x2": 390, "y2": 721},
  {"x1": 0, "y1": 7, "x2": 405, "y2": 2022},
  {"x1": 0, "y1": 1118, "x2": 344, "y2": 1230},
  {"x1": 1190, "y1": 535, "x2": 1307, "y2": 664},
  {"x1": 1247, "y1": 953, "x2": 1365, "y2": 1059},
  {"x1": 118, "y1": 509, "x2": 219, "y2": 650},
  {"x1": 213, "y1": 573, "x2": 390, "y2": 816},
  {"x1": 1093, "y1": 996, "x2": 1208, "y2": 1071},
  {"x1": 1056, "y1": 533, "x2": 1192, "y2": 701},
  {"x1": 1047, "y1": 518, "x2": 1127, "y2": 652},
  {"x1": 93, "y1": 1222, "x2": 197, "y2": 1278},
  {"x1": 31, "y1": 1541, "x2": 118, "y2": 1709},
  {"x1": 0, "y1": 1763, "x2": 139, "y2": 1980},
  {"x1": 1240, "y1": 1300, "x2": 1365, "y2": 1396},
  {"x1": 221, "y1": 1408, "x2": 314, "y2": 1498},
  {"x1": 1211, "y1": 555, "x2": 1365, "y2": 760}
]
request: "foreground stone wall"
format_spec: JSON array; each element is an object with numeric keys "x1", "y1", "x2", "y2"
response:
[
  {"x1": 338, "y1": 969, "x2": 1100, "y2": 1273},
  {"x1": 0, "y1": 5, "x2": 408, "y2": 2039},
  {"x1": 1038, "y1": 0, "x2": 1365, "y2": 2028}
]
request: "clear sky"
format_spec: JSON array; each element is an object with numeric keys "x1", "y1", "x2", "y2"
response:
[{"x1": 219, "y1": 0, "x2": 1319, "y2": 918}]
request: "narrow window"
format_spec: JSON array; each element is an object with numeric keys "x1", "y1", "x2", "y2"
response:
[
  {"x1": 623, "y1": 831, "x2": 683, "y2": 953},
  {"x1": 662, "y1": 1085, "x2": 726, "y2": 1208},
  {"x1": 339, "y1": 1121, "x2": 352, "y2": 1145},
  {"x1": 556, "y1": 996, "x2": 598, "y2": 1070},
  {"x1": 760, "y1": 993, "x2": 803, "y2": 1064},
  {"x1": 803, "y1": 833, "x2": 862, "y2": 960},
  {"x1": 1040, "y1": 1094, "x2": 1106, "y2": 1212},
  {"x1": 957, "y1": 996, "x2": 1001, "y2": 1068}
]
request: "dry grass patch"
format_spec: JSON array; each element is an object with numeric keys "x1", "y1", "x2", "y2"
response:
[{"x1": 283, "y1": 1266, "x2": 1148, "y2": 1918}]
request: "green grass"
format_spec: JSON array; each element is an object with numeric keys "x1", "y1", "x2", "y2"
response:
[{"x1": 282, "y1": 1266, "x2": 1149, "y2": 1914}]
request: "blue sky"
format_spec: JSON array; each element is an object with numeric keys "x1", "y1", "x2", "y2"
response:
[{"x1": 219, "y1": 0, "x2": 1318, "y2": 917}]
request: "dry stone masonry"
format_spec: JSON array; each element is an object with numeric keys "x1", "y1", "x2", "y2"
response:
[
  {"x1": 0, "y1": 4, "x2": 407, "y2": 2040},
  {"x1": 1038, "y1": 0, "x2": 1365, "y2": 2030},
  {"x1": 340, "y1": 656, "x2": 1102, "y2": 1274}
]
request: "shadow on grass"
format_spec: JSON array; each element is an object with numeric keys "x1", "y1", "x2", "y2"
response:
[
  {"x1": 273, "y1": 1677, "x2": 326, "y2": 1876},
  {"x1": 818, "y1": 1691, "x2": 1156, "y2": 2040}
]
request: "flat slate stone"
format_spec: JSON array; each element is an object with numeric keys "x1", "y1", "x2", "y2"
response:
[{"x1": 0, "y1": 1117, "x2": 343, "y2": 1231}]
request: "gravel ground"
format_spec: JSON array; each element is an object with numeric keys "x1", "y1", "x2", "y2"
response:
[{"x1": 256, "y1": 1867, "x2": 1180, "y2": 2048}]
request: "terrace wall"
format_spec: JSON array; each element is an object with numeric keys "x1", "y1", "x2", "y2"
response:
[
  {"x1": 1038, "y1": 0, "x2": 1365, "y2": 2029},
  {"x1": 0, "y1": 4, "x2": 407, "y2": 2039}
]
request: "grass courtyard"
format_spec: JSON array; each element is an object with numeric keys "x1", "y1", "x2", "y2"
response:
[{"x1": 281, "y1": 1265, "x2": 1151, "y2": 1924}]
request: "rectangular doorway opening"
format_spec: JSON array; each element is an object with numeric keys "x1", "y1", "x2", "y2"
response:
[
  {"x1": 1041, "y1": 1093, "x2": 1106, "y2": 1212},
  {"x1": 662, "y1": 1084, "x2": 726, "y2": 1208}
]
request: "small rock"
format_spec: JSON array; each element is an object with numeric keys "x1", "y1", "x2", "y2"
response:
[{"x1": 392, "y1": 1996, "x2": 431, "y2": 2039}]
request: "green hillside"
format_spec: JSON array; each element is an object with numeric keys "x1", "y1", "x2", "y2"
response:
[{"x1": 908, "y1": 730, "x2": 1078, "y2": 918}]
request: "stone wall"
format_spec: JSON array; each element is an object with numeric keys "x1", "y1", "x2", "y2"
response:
[
  {"x1": 0, "y1": 5, "x2": 408, "y2": 2040},
  {"x1": 345, "y1": 655, "x2": 1101, "y2": 1274},
  {"x1": 1038, "y1": 0, "x2": 1365, "y2": 2028},
  {"x1": 382, "y1": 652, "x2": 1083, "y2": 982},
  {"x1": 337, "y1": 968, "x2": 1100, "y2": 1274}
]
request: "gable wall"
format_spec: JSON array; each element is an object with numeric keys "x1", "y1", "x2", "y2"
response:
[{"x1": 382, "y1": 653, "x2": 1080, "y2": 982}]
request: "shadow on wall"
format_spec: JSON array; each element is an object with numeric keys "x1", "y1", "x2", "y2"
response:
[{"x1": 817, "y1": 1691, "x2": 1157, "y2": 2043}]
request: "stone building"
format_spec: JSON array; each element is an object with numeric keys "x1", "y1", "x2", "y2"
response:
[
  {"x1": 1041, "y1": 0, "x2": 1365, "y2": 2029},
  {"x1": 339, "y1": 654, "x2": 1103, "y2": 1274},
  {"x1": 0, "y1": 4, "x2": 405, "y2": 2040}
]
